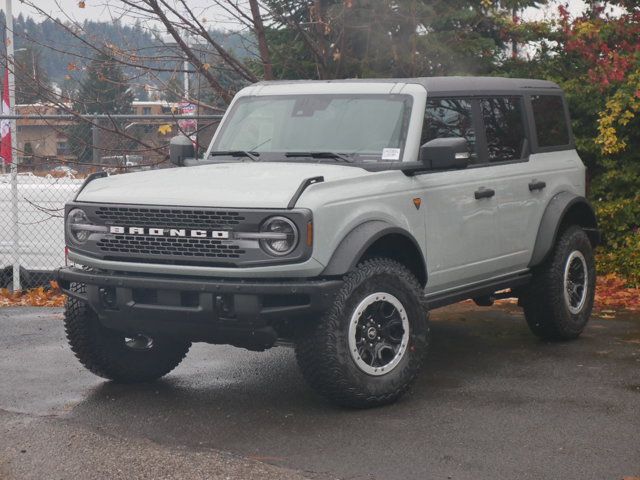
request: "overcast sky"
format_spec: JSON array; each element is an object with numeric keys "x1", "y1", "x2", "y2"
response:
[{"x1": 7, "y1": 0, "x2": 589, "y2": 29}]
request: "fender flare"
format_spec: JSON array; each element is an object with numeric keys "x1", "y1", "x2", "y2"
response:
[
  {"x1": 529, "y1": 191, "x2": 599, "y2": 267},
  {"x1": 321, "y1": 220, "x2": 427, "y2": 281}
]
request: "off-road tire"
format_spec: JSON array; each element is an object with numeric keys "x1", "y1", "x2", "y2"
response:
[
  {"x1": 64, "y1": 283, "x2": 191, "y2": 383},
  {"x1": 295, "y1": 259, "x2": 430, "y2": 408},
  {"x1": 521, "y1": 225, "x2": 596, "y2": 340}
]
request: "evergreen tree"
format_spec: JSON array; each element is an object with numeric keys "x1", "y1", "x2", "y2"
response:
[
  {"x1": 74, "y1": 52, "x2": 133, "y2": 115},
  {"x1": 15, "y1": 47, "x2": 52, "y2": 104},
  {"x1": 261, "y1": 0, "x2": 549, "y2": 80},
  {"x1": 68, "y1": 52, "x2": 133, "y2": 163}
]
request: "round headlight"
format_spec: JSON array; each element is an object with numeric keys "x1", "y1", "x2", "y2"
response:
[
  {"x1": 259, "y1": 216, "x2": 298, "y2": 256},
  {"x1": 66, "y1": 208, "x2": 92, "y2": 244}
]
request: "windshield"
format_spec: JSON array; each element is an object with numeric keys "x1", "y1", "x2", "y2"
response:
[{"x1": 210, "y1": 94, "x2": 413, "y2": 162}]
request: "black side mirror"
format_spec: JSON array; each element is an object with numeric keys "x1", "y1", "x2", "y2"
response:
[
  {"x1": 169, "y1": 135, "x2": 195, "y2": 167},
  {"x1": 419, "y1": 137, "x2": 470, "y2": 170}
]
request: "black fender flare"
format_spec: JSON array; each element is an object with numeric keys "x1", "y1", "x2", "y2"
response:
[
  {"x1": 529, "y1": 191, "x2": 599, "y2": 267},
  {"x1": 321, "y1": 220, "x2": 427, "y2": 281}
]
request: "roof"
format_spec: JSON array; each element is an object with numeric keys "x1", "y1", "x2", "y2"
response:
[{"x1": 255, "y1": 76, "x2": 562, "y2": 96}]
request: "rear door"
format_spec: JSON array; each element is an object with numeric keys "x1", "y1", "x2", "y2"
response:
[
  {"x1": 474, "y1": 95, "x2": 540, "y2": 273},
  {"x1": 476, "y1": 94, "x2": 575, "y2": 273}
]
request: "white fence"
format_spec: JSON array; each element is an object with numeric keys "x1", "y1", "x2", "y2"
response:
[{"x1": 0, "y1": 173, "x2": 83, "y2": 289}]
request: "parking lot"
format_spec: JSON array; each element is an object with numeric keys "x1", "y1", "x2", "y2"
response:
[{"x1": 1, "y1": 303, "x2": 639, "y2": 480}]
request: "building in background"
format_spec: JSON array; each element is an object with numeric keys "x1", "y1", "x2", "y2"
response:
[{"x1": 12, "y1": 101, "x2": 222, "y2": 174}]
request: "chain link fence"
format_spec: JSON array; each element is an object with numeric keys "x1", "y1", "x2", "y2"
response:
[{"x1": 0, "y1": 112, "x2": 222, "y2": 290}]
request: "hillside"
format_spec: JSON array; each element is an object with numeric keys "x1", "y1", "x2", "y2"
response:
[{"x1": 0, "y1": 12, "x2": 253, "y2": 85}]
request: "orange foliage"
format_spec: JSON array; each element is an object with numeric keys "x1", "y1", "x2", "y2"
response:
[
  {"x1": 0, "y1": 281, "x2": 66, "y2": 307},
  {"x1": 595, "y1": 273, "x2": 640, "y2": 312}
]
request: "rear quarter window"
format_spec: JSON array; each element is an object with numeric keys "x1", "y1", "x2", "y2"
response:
[{"x1": 531, "y1": 95, "x2": 570, "y2": 148}]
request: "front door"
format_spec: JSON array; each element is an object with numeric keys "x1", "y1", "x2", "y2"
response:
[{"x1": 415, "y1": 97, "x2": 503, "y2": 295}]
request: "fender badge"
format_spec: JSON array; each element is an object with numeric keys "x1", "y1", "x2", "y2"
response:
[{"x1": 412, "y1": 198, "x2": 422, "y2": 210}]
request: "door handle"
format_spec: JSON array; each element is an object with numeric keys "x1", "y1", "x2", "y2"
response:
[
  {"x1": 528, "y1": 180, "x2": 546, "y2": 191},
  {"x1": 474, "y1": 187, "x2": 495, "y2": 200}
]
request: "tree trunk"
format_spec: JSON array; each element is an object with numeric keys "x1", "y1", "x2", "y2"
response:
[{"x1": 248, "y1": 0, "x2": 273, "y2": 80}]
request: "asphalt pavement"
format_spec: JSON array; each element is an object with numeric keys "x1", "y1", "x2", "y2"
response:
[{"x1": 0, "y1": 304, "x2": 639, "y2": 480}]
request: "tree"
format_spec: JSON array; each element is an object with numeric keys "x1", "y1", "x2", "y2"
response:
[
  {"x1": 260, "y1": 0, "x2": 550, "y2": 80},
  {"x1": 68, "y1": 51, "x2": 134, "y2": 163},
  {"x1": 556, "y1": 1, "x2": 640, "y2": 199},
  {"x1": 164, "y1": 76, "x2": 183, "y2": 102},
  {"x1": 14, "y1": 47, "x2": 52, "y2": 104},
  {"x1": 74, "y1": 51, "x2": 133, "y2": 115}
]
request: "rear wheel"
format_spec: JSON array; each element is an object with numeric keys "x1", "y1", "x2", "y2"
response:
[
  {"x1": 64, "y1": 283, "x2": 191, "y2": 383},
  {"x1": 295, "y1": 259, "x2": 429, "y2": 408},
  {"x1": 521, "y1": 226, "x2": 596, "y2": 340}
]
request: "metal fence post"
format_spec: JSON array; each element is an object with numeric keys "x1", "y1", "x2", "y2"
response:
[
  {"x1": 6, "y1": 0, "x2": 21, "y2": 291},
  {"x1": 92, "y1": 115, "x2": 99, "y2": 164}
]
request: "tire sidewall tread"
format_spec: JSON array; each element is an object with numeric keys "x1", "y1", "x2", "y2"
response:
[
  {"x1": 523, "y1": 225, "x2": 596, "y2": 341},
  {"x1": 295, "y1": 258, "x2": 429, "y2": 408},
  {"x1": 64, "y1": 283, "x2": 191, "y2": 383}
]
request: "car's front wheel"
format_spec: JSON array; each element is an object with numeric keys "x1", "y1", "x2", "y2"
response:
[
  {"x1": 295, "y1": 259, "x2": 430, "y2": 408},
  {"x1": 521, "y1": 225, "x2": 596, "y2": 340},
  {"x1": 64, "y1": 283, "x2": 191, "y2": 383}
]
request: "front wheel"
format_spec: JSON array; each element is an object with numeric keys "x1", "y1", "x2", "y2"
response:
[
  {"x1": 295, "y1": 259, "x2": 430, "y2": 408},
  {"x1": 64, "y1": 283, "x2": 191, "y2": 383},
  {"x1": 521, "y1": 225, "x2": 596, "y2": 340}
]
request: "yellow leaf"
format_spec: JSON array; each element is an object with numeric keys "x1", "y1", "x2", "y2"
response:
[{"x1": 158, "y1": 124, "x2": 173, "y2": 135}]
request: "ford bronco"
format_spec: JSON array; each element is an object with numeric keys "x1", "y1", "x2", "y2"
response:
[{"x1": 57, "y1": 77, "x2": 599, "y2": 408}]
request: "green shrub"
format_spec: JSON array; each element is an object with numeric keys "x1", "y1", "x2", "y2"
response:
[{"x1": 594, "y1": 196, "x2": 640, "y2": 287}]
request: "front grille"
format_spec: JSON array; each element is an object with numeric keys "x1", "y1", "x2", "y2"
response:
[
  {"x1": 94, "y1": 206, "x2": 245, "y2": 230},
  {"x1": 96, "y1": 234, "x2": 246, "y2": 259},
  {"x1": 71, "y1": 203, "x2": 312, "y2": 268}
]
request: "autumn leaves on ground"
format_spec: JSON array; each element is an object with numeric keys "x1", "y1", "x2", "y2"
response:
[{"x1": 1, "y1": 275, "x2": 638, "y2": 313}]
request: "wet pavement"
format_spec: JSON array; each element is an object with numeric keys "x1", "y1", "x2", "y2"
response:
[{"x1": 0, "y1": 304, "x2": 639, "y2": 479}]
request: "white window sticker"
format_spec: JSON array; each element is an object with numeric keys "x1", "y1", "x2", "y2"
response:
[{"x1": 381, "y1": 148, "x2": 401, "y2": 161}]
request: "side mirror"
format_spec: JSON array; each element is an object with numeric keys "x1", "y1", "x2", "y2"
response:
[
  {"x1": 169, "y1": 135, "x2": 195, "y2": 167},
  {"x1": 419, "y1": 137, "x2": 469, "y2": 170}
]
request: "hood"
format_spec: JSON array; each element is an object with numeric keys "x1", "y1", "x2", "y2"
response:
[{"x1": 77, "y1": 162, "x2": 370, "y2": 208}]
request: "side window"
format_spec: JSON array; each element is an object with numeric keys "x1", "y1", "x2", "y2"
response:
[
  {"x1": 422, "y1": 98, "x2": 477, "y2": 162},
  {"x1": 480, "y1": 97, "x2": 526, "y2": 163},
  {"x1": 531, "y1": 95, "x2": 570, "y2": 148}
]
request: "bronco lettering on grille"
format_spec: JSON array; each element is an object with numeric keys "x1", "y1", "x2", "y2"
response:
[{"x1": 109, "y1": 226, "x2": 230, "y2": 239}]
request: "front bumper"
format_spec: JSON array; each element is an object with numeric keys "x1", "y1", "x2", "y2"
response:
[{"x1": 56, "y1": 266, "x2": 342, "y2": 348}]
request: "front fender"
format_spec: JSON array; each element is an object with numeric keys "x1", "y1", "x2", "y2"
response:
[{"x1": 321, "y1": 220, "x2": 426, "y2": 278}]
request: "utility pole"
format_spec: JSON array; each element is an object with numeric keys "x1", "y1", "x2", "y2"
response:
[
  {"x1": 4, "y1": 0, "x2": 20, "y2": 291},
  {"x1": 183, "y1": 32, "x2": 189, "y2": 100}
]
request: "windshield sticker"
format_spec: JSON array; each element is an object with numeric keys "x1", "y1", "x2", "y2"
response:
[{"x1": 382, "y1": 148, "x2": 401, "y2": 161}]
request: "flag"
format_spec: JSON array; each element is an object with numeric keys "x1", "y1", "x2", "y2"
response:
[{"x1": 1, "y1": 67, "x2": 12, "y2": 166}]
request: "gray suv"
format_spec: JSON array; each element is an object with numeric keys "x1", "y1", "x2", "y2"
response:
[{"x1": 57, "y1": 77, "x2": 599, "y2": 408}]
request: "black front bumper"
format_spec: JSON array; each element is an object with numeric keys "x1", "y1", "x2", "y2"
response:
[{"x1": 56, "y1": 267, "x2": 342, "y2": 348}]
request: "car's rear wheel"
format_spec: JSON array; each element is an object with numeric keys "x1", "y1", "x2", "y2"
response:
[
  {"x1": 295, "y1": 259, "x2": 429, "y2": 408},
  {"x1": 521, "y1": 225, "x2": 596, "y2": 340},
  {"x1": 64, "y1": 283, "x2": 191, "y2": 383}
]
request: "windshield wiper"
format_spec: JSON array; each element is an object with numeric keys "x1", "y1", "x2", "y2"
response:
[
  {"x1": 209, "y1": 150, "x2": 260, "y2": 161},
  {"x1": 285, "y1": 151, "x2": 354, "y2": 163}
]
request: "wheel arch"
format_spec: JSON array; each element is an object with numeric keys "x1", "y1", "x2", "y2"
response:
[
  {"x1": 321, "y1": 221, "x2": 427, "y2": 286},
  {"x1": 529, "y1": 191, "x2": 600, "y2": 268}
]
